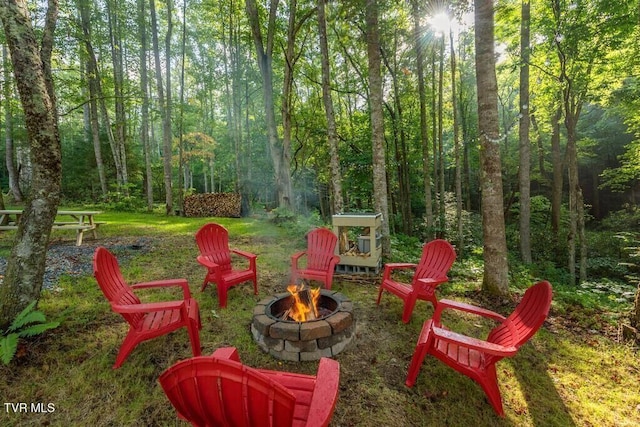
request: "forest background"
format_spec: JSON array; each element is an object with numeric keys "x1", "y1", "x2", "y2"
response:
[{"x1": 0, "y1": 0, "x2": 639, "y2": 328}]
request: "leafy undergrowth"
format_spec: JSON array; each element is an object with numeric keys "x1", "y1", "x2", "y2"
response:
[{"x1": 0, "y1": 212, "x2": 638, "y2": 426}]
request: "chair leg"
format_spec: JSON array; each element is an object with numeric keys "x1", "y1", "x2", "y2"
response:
[
  {"x1": 376, "y1": 285, "x2": 385, "y2": 305},
  {"x1": 252, "y1": 275, "x2": 258, "y2": 295},
  {"x1": 402, "y1": 295, "x2": 418, "y2": 323},
  {"x1": 324, "y1": 274, "x2": 332, "y2": 290},
  {"x1": 187, "y1": 323, "x2": 202, "y2": 357},
  {"x1": 200, "y1": 278, "x2": 209, "y2": 292},
  {"x1": 405, "y1": 320, "x2": 433, "y2": 387},
  {"x1": 114, "y1": 333, "x2": 140, "y2": 369},
  {"x1": 217, "y1": 285, "x2": 228, "y2": 308},
  {"x1": 478, "y1": 364, "x2": 505, "y2": 416}
]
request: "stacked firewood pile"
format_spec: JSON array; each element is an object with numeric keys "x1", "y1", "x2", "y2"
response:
[{"x1": 183, "y1": 193, "x2": 241, "y2": 218}]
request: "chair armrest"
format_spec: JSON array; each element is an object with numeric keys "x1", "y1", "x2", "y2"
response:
[
  {"x1": 231, "y1": 249, "x2": 257, "y2": 260},
  {"x1": 417, "y1": 276, "x2": 448, "y2": 285},
  {"x1": 433, "y1": 298, "x2": 506, "y2": 323},
  {"x1": 196, "y1": 254, "x2": 220, "y2": 269},
  {"x1": 211, "y1": 346, "x2": 241, "y2": 362},
  {"x1": 112, "y1": 300, "x2": 184, "y2": 314},
  {"x1": 305, "y1": 357, "x2": 340, "y2": 427},
  {"x1": 291, "y1": 251, "x2": 306, "y2": 262},
  {"x1": 431, "y1": 326, "x2": 518, "y2": 357},
  {"x1": 291, "y1": 251, "x2": 307, "y2": 270},
  {"x1": 382, "y1": 263, "x2": 417, "y2": 281},
  {"x1": 131, "y1": 278, "x2": 191, "y2": 299}
]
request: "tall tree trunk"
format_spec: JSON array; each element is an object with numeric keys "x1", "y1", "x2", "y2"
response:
[
  {"x1": 0, "y1": 0, "x2": 62, "y2": 327},
  {"x1": 245, "y1": 0, "x2": 293, "y2": 208},
  {"x1": 150, "y1": 0, "x2": 173, "y2": 214},
  {"x1": 411, "y1": 1, "x2": 433, "y2": 236},
  {"x1": 137, "y1": 0, "x2": 153, "y2": 211},
  {"x1": 550, "y1": 103, "x2": 563, "y2": 234},
  {"x1": 164, "y1": 0, "x2": 174, "y2": 213},
  {"x1": 519, "y1": 0, "x2": 532, "y2": 263},
  {"x1": 437, "y1": 36, "x2": 445, "y2": 238},
  {"x1": 474, "y1": 0, "x2": 509, "y2": 296},
  {"x1": 77, "y1": 0, "x2": 108, "y2": 199},
  {"x1": 450, "y1": 28, "x2": 463, "y2": 253},
  {"x1": 365, "y1": 0, "x2": 390, "y2": 258},
  {"x1": 177, "y1": 0, "x2": 186, "y2": 213},
  {"x1": 318, "y1": 0, "x2": 343, "y2": 214},
  {"x1": 431, "y1": 45, "x2": 438, "y2": 237},
  {"x1": 106, "y1": 0, "x2": 128, "y2": 193},
  {"x1": 3, "y1": 44, "x2": 22, "y2": 202},
  {"x1": 530, "y1": 112, "x2": 547, "y2": 182}
]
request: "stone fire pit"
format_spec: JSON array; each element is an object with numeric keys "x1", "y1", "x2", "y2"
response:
[{"x1": 251, "y1": 289, "x2": 355, "y2": 361}]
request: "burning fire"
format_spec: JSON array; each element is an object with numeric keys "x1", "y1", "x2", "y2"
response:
[{"x1": 285, "y1": 283, "x2": 321, "y2": 322}]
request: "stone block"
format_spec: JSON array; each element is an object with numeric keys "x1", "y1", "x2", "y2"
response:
[
  {"x1": 326, "y1": 311, "x2": 353, "y2": 334},
  {"x1": 252, "y1": 314, "x2": 275, "y2": 336},
  {"x1": 299, "y1": 320, "x2": 332, "y2": 341},
  {"x1": 270, "y1": 321, "x2": 300, "y2": 340},
  {"x1": 300, "y1": 347, "x2": 332, "y2": 362},
  {"x1": 285, "y1": 339, "x2": 318, "y2": 353},
  {"x1": 269, "y1": 349, "x2": 300, "y2": 362}
]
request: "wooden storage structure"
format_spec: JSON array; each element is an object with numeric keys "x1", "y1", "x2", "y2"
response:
[{"x1": 332, "y1": 213, "x2": 382, "y2": 274}]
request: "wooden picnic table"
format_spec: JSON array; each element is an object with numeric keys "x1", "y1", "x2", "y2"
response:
[{"x1": 0, "y1": 209, "x2": 104, "y2": 246}]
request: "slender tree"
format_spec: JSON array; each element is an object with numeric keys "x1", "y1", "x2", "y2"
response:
[
  {"x1": 0, "y1": 0, "x2": 62, "y2": 326},
  {"x1": 474, "y1": 0, "x2": 509, "y2": 296},
  {"x1": 77, "y1": 0, "x2": 108, "y2": 199},
  {"x1": 518, "y1": 0, "x2": 532, "y2": 263},
  {"x1": 318, "y1": 0, "x2": 344, "y2": 214},
  {"x1": 411, "y1": 1, "x2": 433, "y2": 237},
  {"x1": 446, "y1": 29, "x2": 462, "y2": 252},
  {"x1": 137, "y1": 0, "x2": 153, "y2": 211},
  {"x1": 245, "y1": 0, "x2": 294, "y2": 208},
  {"x1": 366, "y1": 0, "x2": 390, "y2": 258},
  {"x1": 150, "y1": 0, "x2": 173, "y2": 214},
  {"x1": 106, "y1": 0, "x2": 128, "y2": 193},
  {"x1": 3, "y1": 44, "x2": 22, "y2": 202}
]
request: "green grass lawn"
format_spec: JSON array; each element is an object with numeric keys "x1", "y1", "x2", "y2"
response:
[{"x1": 0, "y1": 211, "x2": 638, "y2": 426}]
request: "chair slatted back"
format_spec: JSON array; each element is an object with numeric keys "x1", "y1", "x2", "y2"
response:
[
  {"x1": 413, "y1": 239, "x2": 456, "y2": 284},
  {"x1": 487, "y1": 281, "x2": 553, "y2": 349},
  {"x1": 196, "y1": 223, "x2": 232, "y2": 273},
  {"x1": 159, "y1": 357, "x2": 296, "y2": 427},
  {"x1": 306, "y1": 228, "x2": 338, "y2": 271},
  {"x1": 93, "y1": 247, "x2": 143, "y2": 327}
]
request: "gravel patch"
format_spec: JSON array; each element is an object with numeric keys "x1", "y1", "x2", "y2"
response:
[{"x1": 0, "y1": 237, "x2": 153, "y2": 290}]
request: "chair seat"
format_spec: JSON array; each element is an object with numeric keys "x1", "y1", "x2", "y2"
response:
[
  {"x1": 379, "y1": 279, "x2": 412, "y2": 298},
  {"x1": 212, "y1": 268, "x2": 255, "y2": 285},
  {"x1": 294, "y1": 268, "x2": 331, "y2": 283},
  {"x1": 139, "y1": 298, "x2": 200, "y2": 334},
  {"x1": 433, "y1": 337, "x2": 485, "y2": 371}
]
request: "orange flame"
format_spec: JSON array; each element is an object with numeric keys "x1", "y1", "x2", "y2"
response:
[{"x1": 286, "y1": 283, "x2": 321, "y2": 322}]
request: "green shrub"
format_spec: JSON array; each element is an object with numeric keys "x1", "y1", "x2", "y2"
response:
[{"x1": 269, "y1": 206, "x2": 297, "y2": 225}]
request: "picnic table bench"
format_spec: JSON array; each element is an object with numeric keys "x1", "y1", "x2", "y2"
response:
[{"x1": 0, "y1": 209, "x2": 104, "y2": 246}]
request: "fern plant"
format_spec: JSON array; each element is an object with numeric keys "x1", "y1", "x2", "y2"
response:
[{"x1": 0, "y1": 301, "x2": 59, "y2": 365}]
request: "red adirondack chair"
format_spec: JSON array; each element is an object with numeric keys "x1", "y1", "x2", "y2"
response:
[
  {"x1": 195, "y1": 223, "x2": 258, "y2": 308},
  {"x1": 405, "y1": 280, "x2": 553, "y2": 416},
  {"x1": 93, "y1": 246, "x2": 202, "y2": 369},
  {"x1": 376, "y1": 239, "x2": 456, "y2": 323},
  {"x1": 291, "y1": 228, "x2": 340, "y2": 289},
  {"x1": 159, "y1": 346, "x2": 340, "y2": 427}
]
